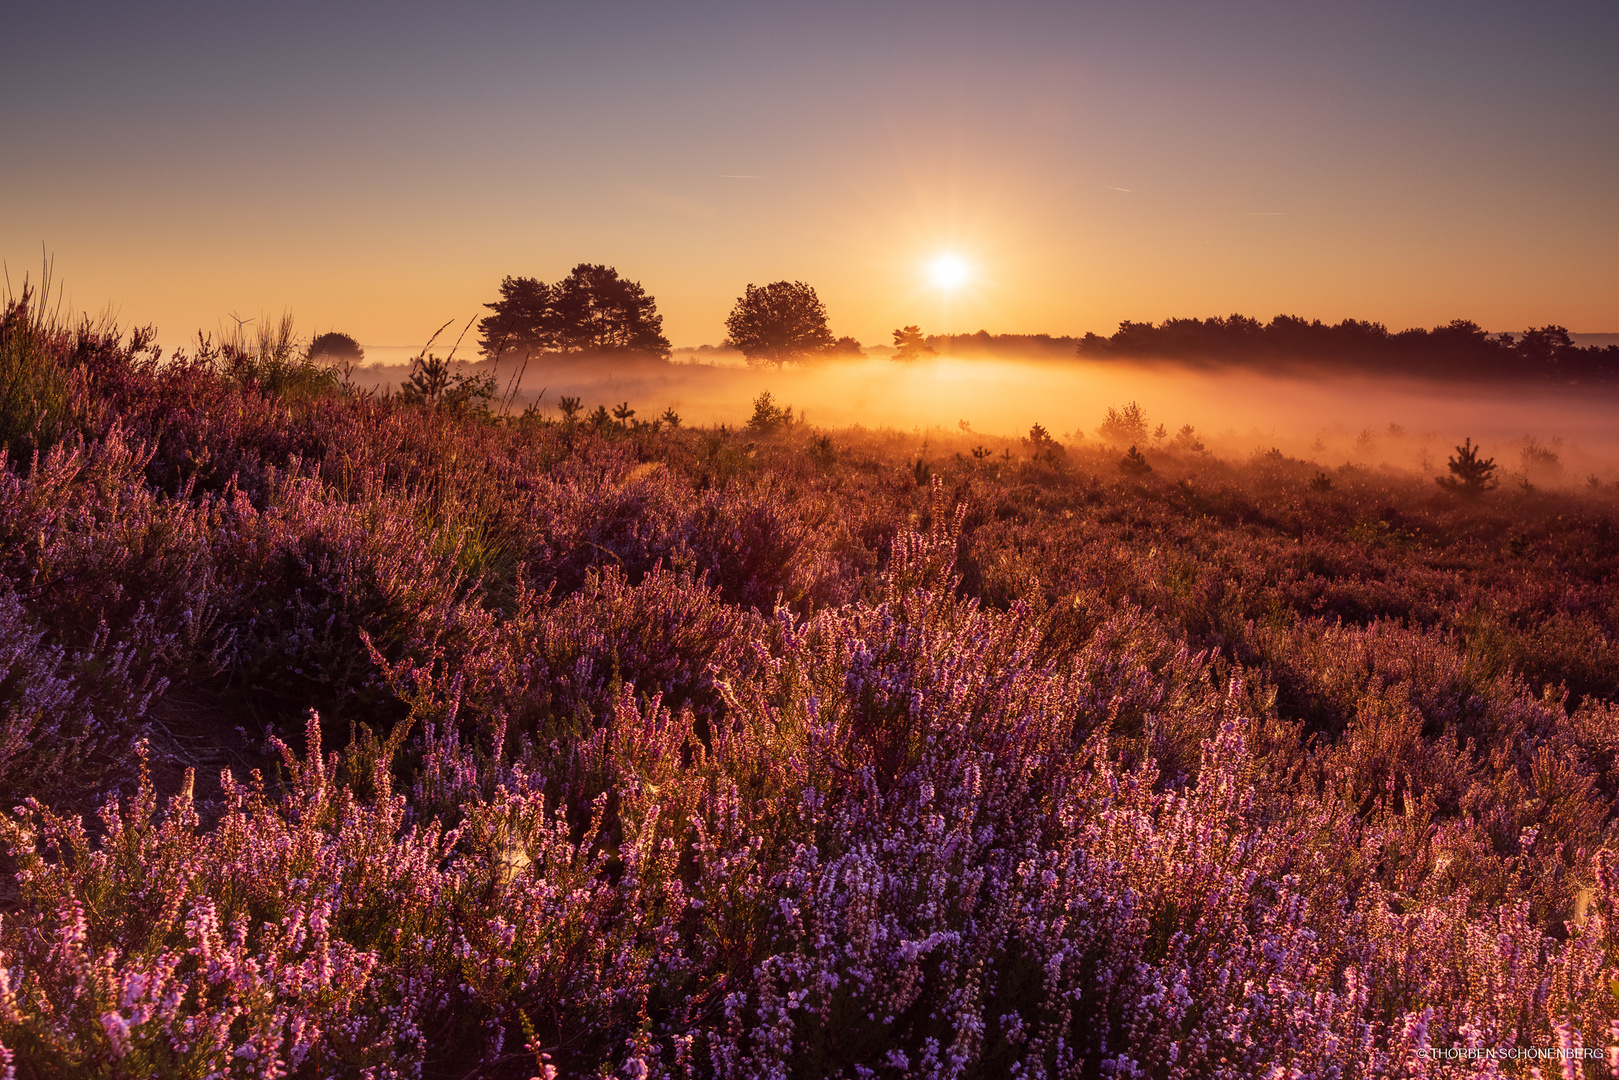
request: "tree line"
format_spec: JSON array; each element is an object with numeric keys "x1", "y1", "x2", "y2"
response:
[
  {"x1": 471, "y1": 265, "x2": 1616, "y2": 382},
  {"x1": 1075, "y1": 314, "x2": 1619, "y2": 382}
]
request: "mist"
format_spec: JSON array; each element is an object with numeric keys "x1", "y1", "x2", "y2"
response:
[{"x1": 347, "y1": 349, "x2": 1619, "y2": 488}]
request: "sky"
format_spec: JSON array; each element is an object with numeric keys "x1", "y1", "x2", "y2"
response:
[{"x1": 3, "y1": 0, "x2": 1616, "y2": 352}]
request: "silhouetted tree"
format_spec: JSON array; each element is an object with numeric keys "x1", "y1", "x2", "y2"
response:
[
  {"x1": 747, "y1": 390, "x2": 794, "y2": 432},
  {"x1": 405, "y1": 354, "x2": 451, "y2": 403},
  {"x1": 828, "y1": 335, "x2": 866, "y2": 358},
  {"x1": 1119, "y1": 446, "x2": 1153, "y2": 476},
  {"x1": 477, "y1": 276, "x2": 554, "y2": 360},
  {"x1": 401, "y1": 354, "x2": 495, "y2": 413},
  {"x1": 1437, "y1": 438, "x2": 1497, "y2": 497},
  {"x1": 305, "y1": 332, "x2": 364, "y2": 364},
  {"x1": 891, "y1": 325, "x2": 935, "y2": 362},
  {"x1": 1516, "y1": 325, "x2": 1576, "y2": 377},
  {"x1": 1023, "y1": 422, "x2": 1066, "y2": 465},
  {"x1": 476, "y1": 266, "x2": 670, "y2": 361},
  {"x1": 724, "y1": 281, "x2": 836, "y2": 368},
  {"x1": 551, "y1": 264, "x2": 670, "y2": 357}
]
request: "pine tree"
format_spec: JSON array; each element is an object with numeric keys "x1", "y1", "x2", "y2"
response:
[{"x1": 1436, "y1": 437, "x2": 1497, "y2": 496}]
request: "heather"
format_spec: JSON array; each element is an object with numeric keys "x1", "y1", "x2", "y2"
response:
[{"x1": 6, "y1": 299, "x2": 1619, "y2": 1077}]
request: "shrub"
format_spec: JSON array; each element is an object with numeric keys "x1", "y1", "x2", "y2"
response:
[
  {"x1": 1522, "y1": 434, "x2": 1563, "y2": 479},
  {"x1": 808, "y1": 433, "x2": 835, "y2": 471},
  {"x1": 1022, "y1": 422, "x2": 1066, "y2": 466},
  {"x1": 1436, "y1": 436, "x2": 1497, "y2": 496},
  {"x1": 1170, "y1": 422, "x2": 1206, "y2": 453},
  {"x1": 401, "y1": 354, "x2": 495, "y2": 414},
  {"x1": 1098, "y1": 399, "x2": 1149, "y2": 444},
  {"x1": 747, "y1": 390, "x2": 793, "y2": 433},
  {"x1": 221, "y1": 313, "x2": 341, "y2": 401},
  {"x1": 1119, "y1": 444, "x2": 1153, "y2": 475}
]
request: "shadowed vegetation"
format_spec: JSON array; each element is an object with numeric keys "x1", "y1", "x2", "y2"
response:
[{"x1": 4, "y1": 299, "x2": 1619, "y2": 1075}]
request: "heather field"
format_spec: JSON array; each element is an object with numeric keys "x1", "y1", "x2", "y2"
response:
[{"x1": 9, "y1": 300, "x2": 1619, "y2": 1079}]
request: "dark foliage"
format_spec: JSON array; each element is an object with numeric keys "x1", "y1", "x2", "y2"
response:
[
  {"x1": 724, "y1": 280, "x2": 836, "y2": 367},
  {"x1": 746, "y1": 389, "x2": 794, "y2": 433},
  {"x1": 890, "y1": 324, "x2": 935, "y2": 362},
  {"x1": 477, "y1": 275, "x2": 555, "y2": 359},
  {"x1": 1437, "y1": 437, "x2": 1499, "y2": 497},
  {"x1": 1077, "y1": 312, "x2": 1619, "y2": 382},
  {"x1": 1119, "y1": 444, "x2": 1152, "y2": 475},
  {"x1": 305, "y1": 331, "x2": 364, "y2": 364},
  {"x1": 477, "y1": 265, "x2": 671, "y2": 361},
  {"x1": 922, "y1": 330, "x2": 1081, "y2": 359}
]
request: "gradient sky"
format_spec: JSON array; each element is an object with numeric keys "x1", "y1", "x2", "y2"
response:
[{"x1": 3, "y1": 0, "x2": 1616, "y2": 351}]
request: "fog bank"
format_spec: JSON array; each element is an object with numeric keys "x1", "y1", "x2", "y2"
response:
[{"x1": 347, "y1": 351, "x2": 1619, "y2": 487}]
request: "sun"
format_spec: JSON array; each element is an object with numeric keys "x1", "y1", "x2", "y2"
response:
[{"x1": 928, "y1": 253, "x2": 971, "y2": 291}]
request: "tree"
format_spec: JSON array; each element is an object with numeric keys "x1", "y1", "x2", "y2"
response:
[
  {"x1": 747, "y1": 390, "x2": 794, "y2": 433},
  {"x1": 724, "y1": 281, "x2": 836, "y2": 368},
  {"x1": 305, "y1": 332, "x2": 364, "y2": 365},
  {"x1": 1097, "y1": 401, "x2": 1149, "y2": 445},
  {"x1": 1516, "y1": 325, "x2": 1575, "y2": 376},
  {"x1": 1023, "y1": 422, "x2": 1066, "y2": 466},
  {"x1": 477, "y1": 276, "x2": 554, "y2": 360},
  {"x1": 828, "y1": 335, "x2": 866, "y2": 358},
  {"x1": 551, "y1": 264, "x2": 670, "y2": 357},
  {"x1": 476, "y1": 265, "x2": 670, "y2": 361},
  {"x1": 400, "y1": 354, "x2": 495, "y2": 414},
  {"x1": 1119, "y1": 446, "x2": 1153, "y2": 476},
  {"x1": 1436, "y1": 437, "x2": 1497, "y2": 497},
  {"x1": 891, "y1": 325, "x2": 935, "y2": 362},
  {"x1": 1170, "y1": 424, "x2": 1205, "y2": 453}
]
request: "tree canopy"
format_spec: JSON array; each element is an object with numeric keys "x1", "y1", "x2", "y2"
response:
[
  {"x1": 305, "y1": 332, "x2": 364, "y2": 364},
  {"x1": 1436, "y1": 438, "x2": 1498, "y2": 497},
  {"x1": 1075, "y1": 313, "x2": 1619, "y2": 382},
  {"x1": 891, "y1": 325, "x2": 935, "y2": 362},
  {"x1": 477, "y1": 264, "x2": 670, "y2": 361},
  {"x1": 724, "y1": 281, "x2": 836, "y2": 368},
  {"x1": 477, "y1": 277, "x2": 555, "y2": 359},
  {"x1": 551, "y1": 264, "x2": 669, "y2": 356}
]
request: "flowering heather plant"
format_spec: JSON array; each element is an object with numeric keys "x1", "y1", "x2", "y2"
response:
[
  {"x1": 7, "y1": 316, "x2": 1619, "y2": 1074},
  {"x1": 0, "y1": 429, "x2": 231, "y2": 800}
]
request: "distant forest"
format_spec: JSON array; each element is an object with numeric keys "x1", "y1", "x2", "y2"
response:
[
  {"x1": 1071, "y1": 315, "x2": 1619, "y2": 382},
  {"x1": 922, "y1": 331, "x2": 1082, "y2": 360}
]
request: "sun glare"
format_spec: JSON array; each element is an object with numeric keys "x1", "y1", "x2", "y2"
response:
[{"x1": 929, "y1": 253, "x2": 971, "y2": 291}]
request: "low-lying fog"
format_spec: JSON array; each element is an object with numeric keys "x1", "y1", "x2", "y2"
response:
[{"x1": 346, "y1": 346, "x2": 1619, "y2": 488}]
